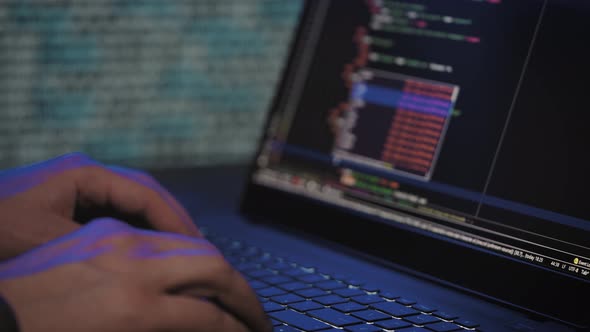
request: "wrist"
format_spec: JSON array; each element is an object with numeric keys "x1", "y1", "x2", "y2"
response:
[{"x1": 0, "y1": 294, "x2": 20, "y2": 332}]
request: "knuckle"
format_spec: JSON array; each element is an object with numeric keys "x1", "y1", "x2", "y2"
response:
[
  {"x1": 56, "y1": 152, "x2": 98, "y2": 169},
  {"x1": 146, "y1": 187, "x2": 162, "y2": 203},
  {"x1": 38, "y1": 153, "x2": 101, "y2": 181},
  {"x1": 60, "y1": 151, "x2": 92, "y2": 162},
  {"x1": 206, "y1": 257, "x2": 235, "y2": 284},
  {"x1": 136, "y1": 170, "x2": 157, "y2": 183},
  {"x1": 111, "y1": 165, "x2": 158, "y2": 184},
  {"x1": 118, "y1": 232, "x2": 143, "y2": 247},
  {"x1": 82, "y1": 164, "x2": 108, "y2": 176},
  {"x1": 213, "y1": 258, "x2": 234, "y2": 275},
  {"x1": 94, "y1": 229, "x2": 142, "y2": 253},
  {"x1": 74, "y1": 164, "x2": 109, "y2": 188}
]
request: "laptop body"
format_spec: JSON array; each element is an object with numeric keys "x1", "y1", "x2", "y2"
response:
[{"x1": 186, "y1": 1, "x2": 590, "y2": 330}]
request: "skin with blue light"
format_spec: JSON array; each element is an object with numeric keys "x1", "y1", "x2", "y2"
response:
[{"x1": 0, "y1": 153, "x2": 271, "y2": 332}]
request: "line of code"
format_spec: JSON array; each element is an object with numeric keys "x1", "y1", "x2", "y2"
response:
[{"x1": 330, "y1": 0, "x2": 473, "y2": 180}]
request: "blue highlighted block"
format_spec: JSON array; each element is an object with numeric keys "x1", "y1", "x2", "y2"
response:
[{"x1": 352, "y1": 83, "x2": 452, "y2": 117}]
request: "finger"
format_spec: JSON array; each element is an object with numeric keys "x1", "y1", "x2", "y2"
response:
[
  {"x1": 106, "y1": 166, "x2": 201, "y2": 236},
  {"x1": 130, "y1": 232, "x2": 219, "y2": 259},
  {"x1": 74, "y1": 218, "x2": 216, "y2": 258},
  {"x1": 0, "y1": 208, "x2": 80, "y2": 261},
  {"x1": 137, "y1": 228, "x2": 214, "y2": 250},
  {"x1": 136, "y1": 248, "x2": 224, "y2": 290},
  {"x1": 212, "y1": 262, "x2": 273, "y2": 332},
  {"x1": 78, "y1": 218, "x2": 212, "y2": 253},
  {"x1": 1, "y1": 153, "x2": 199, "y2": 237},
  {"x1": 141, "y1": 254, "x2": 271, "y2": 332},
  {"x1": 71, "y1": 165, "x2": 199, "y2": 237},
  {"x1": 154, "y1": 296, "x2": 250, "y2": 332},
  {"x1": 0, "y1": 152, "x2": 97, "y2": 200}
]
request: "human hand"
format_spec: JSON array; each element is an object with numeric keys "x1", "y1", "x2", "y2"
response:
[
  {"x1": 0, "y1": 152, "x2": 200, "y2": 260},
  {"x1": 0, "y1": 218, "x2": 271, "y2": 332}
]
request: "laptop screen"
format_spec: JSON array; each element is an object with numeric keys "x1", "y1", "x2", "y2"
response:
[{"x1": 249, "y1": 0, "x2": 589, "y2": 319}]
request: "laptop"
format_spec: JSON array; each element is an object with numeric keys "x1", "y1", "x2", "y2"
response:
[{"x1": 186, "y1": 1, "x2": 590, "y2": 331}]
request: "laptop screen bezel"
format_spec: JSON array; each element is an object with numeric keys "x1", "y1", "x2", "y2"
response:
[{"x1": 241, "y1": 0, "x2": 589, "y2": 329}]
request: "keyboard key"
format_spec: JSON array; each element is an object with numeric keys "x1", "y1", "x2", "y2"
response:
[
  {"x1": 261, "y1": 275, "x2": 292, "y2": 285},
  {"x1": 332, "y1": 274, "x2": 365, "y2": 286},
  {"x1": 317, "y1": 270, "x2": 334, "y2": 278},
  {"x1": 378, "y1": 291, "x2": 399, "y2": 300},
  {"x1": 235, "y1": 261, "x2": 260, "y2": 271},
  {"x1": 266, "y1": 261, "x2": 292, "y2": 270},
  {"x1": 425, "y1": 322, "x2": 463, "y2": 332},
  {"x1": 331, "y1": 273, "x2": 350, "y2": 280},
  {"x1": 258, "y1": 287, "x2": 288, "y2": 297},
  {"x1": 242, "y1": 246, "x2": 259, "y2": 254},
  {"x1": 271, "y1": 319, "x2": 283, "y2": 326},
  {"x1": 297, "y1": 274, "x2": 327, "y2": 283},
  {"x1": 212, "y1": 234, "x2": 471, "y2": 332},
  {"x1": 395, "y1": 297, "x2": 417, "y2": 305},
  {"x1": 413, "y1": 304, "x2": 437, "y2": 313},
  {"x1": 295, "y1": 288, "x2": 330, "y2": 298},
  {"x1": 289, "y1": 300, "x2": 324, "y2": 312},
  {"x1": 307, "y1": 308, "x2": 362, "y2": 327},
  {"x1": 344, "y1": 324, "x2": 382, "y2": 332},
  {"x1": 314, "y1": 294, "x2": 348, "y2": 306},
  {"x1": 361, "y1": 284, "x2": 380, "y2": 293},
  {"x1": 404, "y1": 314, "x2": 441, "y2": 325},
  {"x1": 255, "y1": 255, "x2": 275, "y2": 264},
  {"x1": 271, "y1": 294, "x2": 305, "y2": 305},
  {"x1": 351, "y1": 294, "x2": 384, "y2": 305},
  {"x1": 298, "y1": 265, "x2": 317, "y2": 273},
  {"x1": 433, "y1": 311, "x2": 459, "y2": 320},
  {"x1": 263, "y1": 301, "x2": 285, "y2": 312},
  {"x1": 282, "y1": 268, "x2": 308, "y2": 277},
  {"x1": 332, "y1": 302, "x2": 367, "y2": 313},
  {"x1": 273, "y1": 325, "x2": 301, "y2": 332},
  {"x1": 351, "y1": 310, "x2": 390, "y2": 322},
  {"x1": 229, "y1": 240, "x2": 243, "y2": 249},
  {"x1": 278, "y1": 281, "x2": 311, "y2": 291},
  {"x1": 333, "y1": 288, "x2": 366, "y2": 298},
  {"x1": 372, "y1": 302, "x2": 420, "y2": 317},
  {"x1": 249, "y1": 280, "x2": 269, "y2": 290},
  {"x1": 314, "y1": 280, "x2": 347, "y2": 290},
  {"x1": 342, "y1": 279, "x2": 365, "y2": 287},
  {"x1": 226, "y1": 256, "x2": 243, "y2": 265},
  {"x1": 247, "y1": 270, "x2": 275, "y2": 278},
  {"x1": 270, "y1": 309, "x2": 332, "y2": 331},
  {"x1": 454, "y1": 319, "x2": 479, "y2": 328},
  {"x1": 375, "y1": 318, "x2": 412, "y2": 329}
]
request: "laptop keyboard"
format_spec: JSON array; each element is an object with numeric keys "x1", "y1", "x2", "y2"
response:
[{"x1": 203, "y1": 229, "x2": 480, "y2": 332}]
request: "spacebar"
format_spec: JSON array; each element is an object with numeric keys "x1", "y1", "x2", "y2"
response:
[{"x1": 269, "y1": 309, "x2": 332, "y2": 331}]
